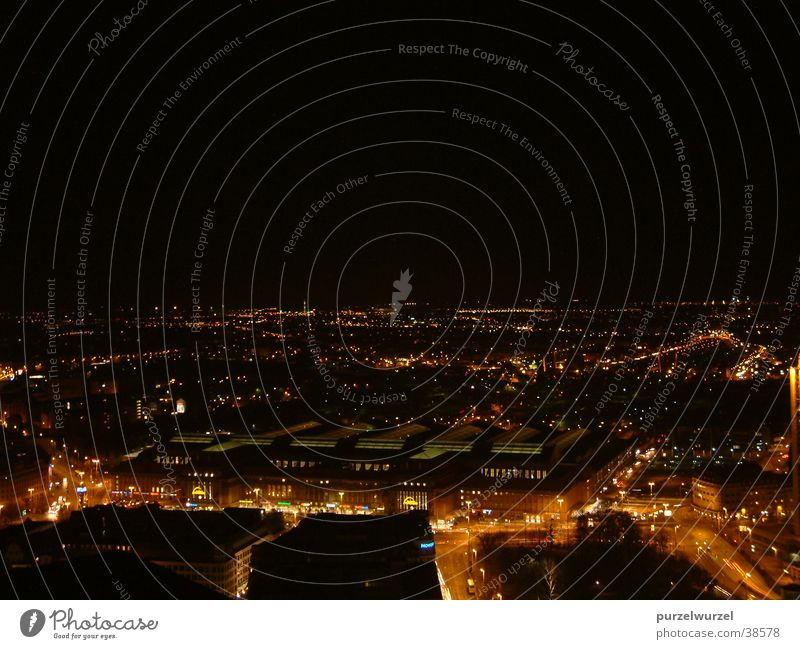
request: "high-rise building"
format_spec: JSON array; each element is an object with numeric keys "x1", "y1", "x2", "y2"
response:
[{"x1": 789, "y1": 360, "x2": 800, "y2": 536}]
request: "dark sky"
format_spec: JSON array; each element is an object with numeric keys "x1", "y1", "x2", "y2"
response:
[{"x1": 0, "y1": 0, "x2": 798, "y2": 313}]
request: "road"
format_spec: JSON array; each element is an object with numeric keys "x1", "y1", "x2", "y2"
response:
[
  {"x1": 603, "y1": 499, "x2": 781, "y2": 600},
  {"x1": 434, "y1": 522, "x2": 562, "y2": 599},
  {"x1": 665, "y1": 508, "x2": 779, "y2": 599},
  {"x1": 434, "y1": 530, "x2": 475, "y2": 600},
  {"x1": 680, "y1": 525, "x2": 778, "y2": 599},
  {"x1": 31, "y1": 439, "x2": 108, "y2": 518}
]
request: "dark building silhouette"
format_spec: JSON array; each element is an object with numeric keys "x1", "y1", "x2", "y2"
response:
[{"x1": 249, "y1": 511, "x2": 440, "y2": 599}]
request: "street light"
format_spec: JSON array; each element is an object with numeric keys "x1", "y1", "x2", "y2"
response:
[
  {"x1": 648, "y1": 481, "x2": 655, "y2": 496},
  {"x1": 465, "y1": 500, "x2": 472, "y2": 573}
]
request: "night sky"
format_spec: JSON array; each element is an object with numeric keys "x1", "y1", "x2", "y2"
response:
[{"x1": 0, "y1": 0, "x2": 798, "y2": 312}]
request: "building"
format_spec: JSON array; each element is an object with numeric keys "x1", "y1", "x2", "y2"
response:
[
  {"x1": 248, "y1": 510, "x2": 439, "y2": 599},
  {"x1": 691, "y1": 462, "x2": 792, "y2": 524},
  {"x1": 107, "y1": 421, "x2": 612, "y2": 524},
  {"x1": 59, "y1": 504, "x2": 283, "y2": 597},
  {"x1": 0, "y1": 443, "x2": 50, "y2": 515}
]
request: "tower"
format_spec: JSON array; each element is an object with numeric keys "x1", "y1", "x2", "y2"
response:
[{"x1": 790, "y1": 359, "x2": 800, "y2": 536}]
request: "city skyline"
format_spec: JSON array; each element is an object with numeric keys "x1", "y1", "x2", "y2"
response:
[{"x1": 1, "y1": 0, "x2": 800, "y2": 626}]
